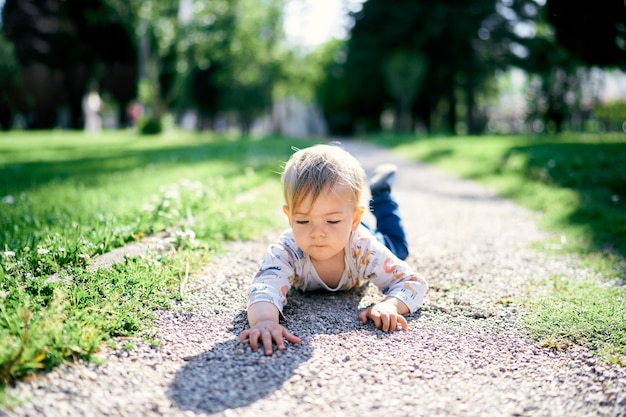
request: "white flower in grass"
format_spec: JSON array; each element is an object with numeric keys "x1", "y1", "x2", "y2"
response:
[
  {"x1": 2, "y1": 195, "x2": 15, "y2": 204},
  {"x1": 174, "y1": 229, "x2": 198, "y2": 248},
  {"x1": 58, "y1": 247, "x2": 65, "y2": 252},
  {"x1": 2, "y1": 251, "x2": 15, "y2": 258},
  {"x1": 161, "y1": 185, "x2": 181, "y2": 201},
  {"x1": 37, "y1": 248, "x2": 50, "y2": 255},
  {"x1": 180, "y1": 179, "x2": 203, "y2": 193}
]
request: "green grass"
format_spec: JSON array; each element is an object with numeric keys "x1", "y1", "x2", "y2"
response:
[
  {"x1": 0, "y1": 130, "x2": 314, "y2": 393},
  {"x1": 525, "y1": 276, "x2": 626, "y2": 364},
  {"x1": 369, "y1": 133, "x2": 626, "y2": 364}
]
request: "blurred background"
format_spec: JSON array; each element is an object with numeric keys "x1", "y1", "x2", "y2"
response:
[{"x1": 0, "y1": 0, "x2": 625, "y2": 137}]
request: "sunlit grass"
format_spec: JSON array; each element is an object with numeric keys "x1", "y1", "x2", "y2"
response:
[
  {"x1": 525, "y1": 276, "x2": 626, "y2": 365},
  {"x1": 369, "y1": 133, "x2": 626, "y2": 363},
  {"x1": 0, "y1": 130, "x2": 314, "y2": 389}
]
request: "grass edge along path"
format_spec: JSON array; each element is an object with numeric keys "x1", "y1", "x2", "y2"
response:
[
  {"x1": 368, "y1": 133, "x2": 626, "y2": 366},
  {"x1": 0, "y1": 131, "x2": 316, "y2": 404}
]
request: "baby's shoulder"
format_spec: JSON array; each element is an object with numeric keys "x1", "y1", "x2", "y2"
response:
[
  {"x1": 351, "y1": 224, "x2": 378, "y2": 244},
  {"x1": 349, "y1": 226, "x2": 386, "y2": 255},
  {"x1": 271, "y1": 229, "x2": 305, "y2": 259}
]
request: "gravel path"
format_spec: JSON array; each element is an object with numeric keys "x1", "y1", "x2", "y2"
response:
[{"x1": 3, "y1": 140, "x2": 625, "y2": 417}]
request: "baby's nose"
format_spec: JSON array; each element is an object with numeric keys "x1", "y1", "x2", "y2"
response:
[{"x1": 311, "y1": 224, "x2": 325, "y2": 237}]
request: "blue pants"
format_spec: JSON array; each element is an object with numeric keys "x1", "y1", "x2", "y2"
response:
[{"x1": 364, "y1": 191, "x2": 409, "y2": 260}]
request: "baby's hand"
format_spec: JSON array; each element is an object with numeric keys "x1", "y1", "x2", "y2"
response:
[
  {"x1": 358, "y1": 300, "x2": 408, "y2": 332},
  {"x1": 239, "y1": 320, "x2": 301, "y2": 356}
]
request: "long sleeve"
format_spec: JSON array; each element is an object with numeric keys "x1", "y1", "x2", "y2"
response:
[
  {"x1": 247, "y1": 231, "x2": 303, "y2": 313},
  {"x1": 348, "y1": 226, "x2": 427, "y2": 313}
]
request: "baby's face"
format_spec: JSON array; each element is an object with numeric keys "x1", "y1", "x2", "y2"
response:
[{"x1": 285, "y1": 185, "x2": 362, "y2": 263}]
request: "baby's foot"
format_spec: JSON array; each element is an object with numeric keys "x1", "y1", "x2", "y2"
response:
[{"x1": 369, "y1": 163, "x2": 397, "y2": 196}]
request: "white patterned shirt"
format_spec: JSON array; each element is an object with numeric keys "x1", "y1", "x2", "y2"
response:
[{"x1": 247, "y1": 225, "x2": 427, "y2": 314}]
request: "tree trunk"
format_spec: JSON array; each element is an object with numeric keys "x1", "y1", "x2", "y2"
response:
[{"x1": 447, "y1": 89, "x2": 457, "y2": 135}]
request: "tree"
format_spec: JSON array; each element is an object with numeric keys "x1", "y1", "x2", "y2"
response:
[
  {"x1": 1, "y1": 0, "x2": 303, "y2": 133},
  {"x1": 335, "y1": 0, "x2": 501, "y2": 135},
  {"x1": 0, "y1": 32, "x2": 22, "y2": 129},
  {"x1": 314, "y1": 40, "x2": 361, "y2": 135},
  {"x1": 2, "y1": 0, "x2": 137, "y2": 129},
  {"x1": 104, "y1": 0, "x2": 286, "y2": 134},
  {"x1": 547, "y1": 0, "x2": 626, "y2": 67},
  {"x1": 103, "y1": 0, "x2": 188, "y2": 128},
  {"x1": 188, "y1": 3, "x2": 236, "y2": 129},
  {"x1": 383, "y1": 51, "x2": 428, "y2": 133},
  {"x1": 215, "y1": 0, "x2": 286, "y2": 134},
  {"x1": 494, "y1": 0, "x2": 595, "y2": 132}
]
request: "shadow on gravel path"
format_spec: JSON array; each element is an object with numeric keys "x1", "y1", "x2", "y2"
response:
[{"x1": 167, "y1": 287, "x2": 424, "y2": 415}]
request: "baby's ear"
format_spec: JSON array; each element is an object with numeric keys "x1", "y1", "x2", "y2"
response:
[
  {"x1": 282, "y1": 205, "x2": 290, "y2": 217},
  {"x1": 352, "y1": 205, "x2": 364, "y2": 230}
]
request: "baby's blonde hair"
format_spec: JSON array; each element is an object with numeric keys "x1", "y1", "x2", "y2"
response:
[{"x1": 282, "y1": 143, "x2": 365, "y2": 213}]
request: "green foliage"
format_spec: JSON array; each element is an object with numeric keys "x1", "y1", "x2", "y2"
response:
[
  {"x1": 383, "y1": 51, "x2": 429, "y2": 132},
  {"x1": 0, "y1": 33, "x2": 19, "y2": 87},
  {"x1": 102, "y1": 0, "x2": 290, "y2": 130},
  {"x1": 338, "y1": 0, "x2": 503, "y2": 135},
  {"x1": 0, "y1": 32, "x2": 21, "y2": 120},
  {"x1": 312, "y1": 40, "x2": 357, "y2": 135},
  {"x1": 594, "y1": 100, "x2": 626, "y2": 131},
  {"x1": 2, "y1": 0, "x2": 138, "y2": 129},
  {"x1": 0, "y1": 130, "x2": 312, "y2": 385},
  {"x1": 138, "y1": 116, "x2": 163, "y2": 135},
  {"x1": 216, "y1": 0, "x2": 286, "y2": 131},
  {"x1": 369, "y1": 133, "x2": 626, "y2": 363}
]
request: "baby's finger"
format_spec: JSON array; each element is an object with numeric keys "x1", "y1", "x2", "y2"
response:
[
  {"x1": 369, "y1": 310, "x2": 382, "y2": 329},
  {"x1": 358, "y1": 308, "x2": 370, "y2": 324},
  {"x1": 380, "y1": 314, "x2": 391, "y2": 332},
  {"x1": 397, "y1": 315, "x2": 408, "y2": 331},
  {"x1": 248, "y1": 331, "x2": 260, "y2": 352},
  {"x1": 239, "y1": 330, "x2": 250, "y2": 343},
  {"x1": 261, "y1": 331, "x2": 275, "y2": 356},
  {"x1": 283, "y1": 330, "x2": 301, "y2": 345},
  {"x1": 272, "y1": 329, "x2": 286, "y2": 351},
  {"x1": 389, "y1": 315, "x2": 399, "y2": 332}
]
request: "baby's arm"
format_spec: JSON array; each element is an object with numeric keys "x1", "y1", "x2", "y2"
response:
[
  {"x1": 353, "y1": 231, "x2": 427, "y2": 330},
  {"x1": 358, "y1": 296, "x2": 409, "y2": 331},
  {"x1": 239, "y1": 301, "x2": 301, "y2": 356}
]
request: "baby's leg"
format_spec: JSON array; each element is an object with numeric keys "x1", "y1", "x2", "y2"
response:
[
  {"x1": 370, "y1": 191, "x2": 409, "y2": 260},
  {"x1": 368, "y1": 164, "x2": 409, "y2": 260}
]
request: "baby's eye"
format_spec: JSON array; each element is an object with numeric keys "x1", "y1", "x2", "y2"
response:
[
  {"x1": 296, "y1": 220, "x2": 309, "y2": 225},
  {"x1": 327, "y1": 220, "x2": 341, "y2": 224}
]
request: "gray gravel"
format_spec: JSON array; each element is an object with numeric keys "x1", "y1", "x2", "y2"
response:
[{"x1": 3, "y1": 140, "x2": 625, "y2": 417}]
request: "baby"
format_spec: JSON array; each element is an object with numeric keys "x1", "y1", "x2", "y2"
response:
[{"x1": 239, "y1": 143, "x2": 427, "y2": 355}]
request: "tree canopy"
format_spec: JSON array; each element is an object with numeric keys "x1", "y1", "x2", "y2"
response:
[
  {"x1": 328, "y1": 0, "x2": 503, "y2": 134},
  {"x1": 2, "y1": 0, "x2": 136, "y2": 128},
  {"x1": 547, "y1": 0, "x2": 626, "y2": 67},
  {"x1": 1, "y1": 0, "x2": 625, "y2": 133},
  {"x1": 0, "y1": 0, "x2": 288, "y2": 131},
  {"x1": 316, "y1": 0, "x2": 626, "y2": 135}
]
